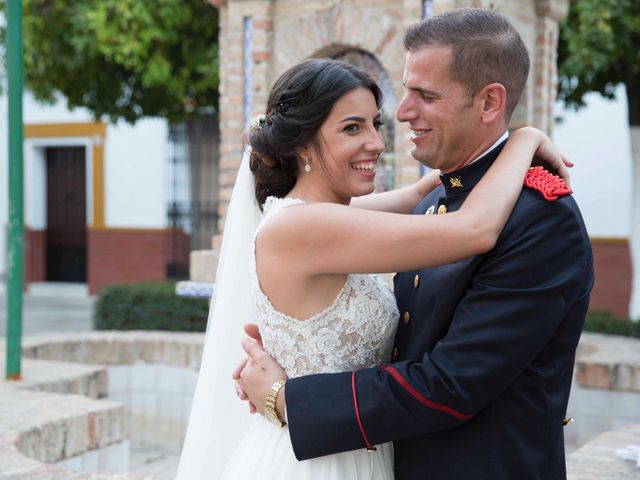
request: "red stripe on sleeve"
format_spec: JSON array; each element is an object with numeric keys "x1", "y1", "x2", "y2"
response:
[
  {"x1": 352, "y1": 371, "x2": 376, "y2": 452},
  {"x1": 380, "y1": 365, "x2": 473, "y2": 421}
]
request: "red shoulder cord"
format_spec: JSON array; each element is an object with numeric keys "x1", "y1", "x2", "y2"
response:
[{"x1": 524, "y1": 166, "x2": 572, "y2": 201}]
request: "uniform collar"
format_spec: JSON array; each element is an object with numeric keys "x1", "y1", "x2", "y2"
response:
[{"x1": 440, "y1": 133, "x2": 509, "y2": 195}]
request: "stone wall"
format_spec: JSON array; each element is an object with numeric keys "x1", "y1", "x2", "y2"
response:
[
  {"x1": 208, "y1": 0, "x2": 570, "y2": 231},
  {"x1": 0, "y1": 331, "x2": 637, "y2": 478},
  {"x1": 0, "y1": 332, "x2": 204, "y2": 479}
]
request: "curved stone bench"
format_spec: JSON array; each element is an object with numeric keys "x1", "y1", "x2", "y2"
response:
[
  {"x1": 567, "y1": 423, "x2": 640, "y2": 479},
  {"x1": 0, "y1": 331, "x2": 205, "y2": 479},
  {"x1": 1, "y1": 330, "x2": 638, "y2": 478},
  {"x1": 575, "y1": 332, "x2": 640, "y2": 392}
]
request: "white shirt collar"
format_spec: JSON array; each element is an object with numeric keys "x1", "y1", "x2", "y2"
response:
[{"x1": 469, "y1": 131, "x2": 510, "y2": 166}]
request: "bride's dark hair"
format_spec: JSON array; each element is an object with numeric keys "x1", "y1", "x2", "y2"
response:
[{"x1": 247, "y1": 58, "x2": 383, "y2": 207}]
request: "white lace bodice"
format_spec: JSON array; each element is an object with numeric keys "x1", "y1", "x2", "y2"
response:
[{"x1": 250, "y1": 196, "x2": 399, "y2": 378}]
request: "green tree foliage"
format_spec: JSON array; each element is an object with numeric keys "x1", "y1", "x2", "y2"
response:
[
  {"x1": 0, "y1": 0, "x2": 219, "y2": 124},
  {"x1": 557, "y1": 0, "x2": 640, "y2": 124}
]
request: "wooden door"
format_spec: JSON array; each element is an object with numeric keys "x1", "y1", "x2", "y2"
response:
[{"x1": 46, "y1": 147, "x2": 87, "y2": 282}]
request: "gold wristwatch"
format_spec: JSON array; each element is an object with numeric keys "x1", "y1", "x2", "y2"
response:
[{"x1": 265, "y1": 378, "x2": 287, "y2": 427}]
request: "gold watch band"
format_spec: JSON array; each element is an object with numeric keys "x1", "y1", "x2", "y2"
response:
[{"x1": 265, "y1": 378, "x2": 287, "y2": 427}]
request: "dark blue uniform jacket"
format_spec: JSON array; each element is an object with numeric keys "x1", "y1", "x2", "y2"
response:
[{"x1": 286, "y1": 141, "x2": 594, "y2": 479}]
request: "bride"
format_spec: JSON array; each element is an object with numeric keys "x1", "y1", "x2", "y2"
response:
[{"x1": 176, "y1": 58, "x2": 569, "y2": 479}]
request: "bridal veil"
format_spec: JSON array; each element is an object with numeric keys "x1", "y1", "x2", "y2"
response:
[{"x1": 176, "y1": 147, "x2": 262, "y2": 479}]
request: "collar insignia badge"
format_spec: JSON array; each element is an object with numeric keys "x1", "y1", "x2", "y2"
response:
[
  {"x1": 425, "y1": 205, "x2": 435, "y2": 215},
  {"x1": 450, "y1": 177, "x2": 463, "y2": 188}
]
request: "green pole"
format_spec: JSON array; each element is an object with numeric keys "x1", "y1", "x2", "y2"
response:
[{"x1": 6, "y1": 0, "x2": 24, "y2": 380}]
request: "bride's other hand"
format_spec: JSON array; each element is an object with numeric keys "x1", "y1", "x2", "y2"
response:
[
  {"x1": 239, "y1": 337, "x2": 288, "y2": 417},
  {"x1": 232, "y1": 323, "x2": 264, "y2": 413},
  {"x1": 512, "y1": 127, "x2": 573, "y2": 188},
  {"x1": 233, "y1": 357, "x2": 258, "y2": 413},
  {"x1": 244, "y1": 323, "x2": 263, "y2": 347}
]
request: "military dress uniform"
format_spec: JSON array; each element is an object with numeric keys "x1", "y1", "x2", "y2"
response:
[{"x1": 285, "y1": 140, "x2": 594, "y2": 480}]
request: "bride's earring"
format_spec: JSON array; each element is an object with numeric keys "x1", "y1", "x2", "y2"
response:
[{"x1": 304, "y1": 158, "x2": 312, "y2": 173}]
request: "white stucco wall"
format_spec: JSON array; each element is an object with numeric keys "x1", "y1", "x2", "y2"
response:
[
  {"x1": 0, "y1": 92, "x2": 170, "y2": 278},
  {"x1": 554, "y1": 84, "x2": 632, "y2": 239},
  {"x1": 105, "y1": 119, "x2": 168, "y2": 229}
]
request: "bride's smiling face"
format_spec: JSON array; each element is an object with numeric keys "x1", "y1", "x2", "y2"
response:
[{"x1": 308, "y1": 87, "x2": 385, "y2": 203}]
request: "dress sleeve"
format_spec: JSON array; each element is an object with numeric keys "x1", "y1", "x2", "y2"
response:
[{"x1": 285, "y1": 197, "x2": 594, "y2": 460}]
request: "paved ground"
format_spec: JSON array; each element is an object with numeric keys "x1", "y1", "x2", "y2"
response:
[
  {"x1": 0, "y1": 281, "x2": 174, "y2": 477},
  {"x1": 0, "y1": 282, "x2": 94, "y2": 336}
]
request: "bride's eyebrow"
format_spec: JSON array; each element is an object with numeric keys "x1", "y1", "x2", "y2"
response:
[
  {"x1": 339, "y1": 116, "x2": 366, "y2": 123},
  {"x1": 339, "y1": 113, "x2": 381, "y2": 123}
]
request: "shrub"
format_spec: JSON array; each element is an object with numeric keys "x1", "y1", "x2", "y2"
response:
[
  {"x1": 583, "y1": 310, "x2": 640, "y2": 339},
  {"x1": 93, "y1": 281, "x2": 210, "y2": 332}
]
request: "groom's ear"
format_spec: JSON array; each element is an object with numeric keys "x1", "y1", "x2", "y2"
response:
[{"x1": 477, "y1": 83, "x2": 507, "y2": 125}]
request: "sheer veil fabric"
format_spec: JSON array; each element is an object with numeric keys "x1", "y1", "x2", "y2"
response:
[{"x1": 176, "y1": 147, "x2": 262, "y2": 479}]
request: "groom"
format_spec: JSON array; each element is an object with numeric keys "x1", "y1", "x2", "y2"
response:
[{"x1": 237, "y1": 8, "x2": 593, "y2": 479}]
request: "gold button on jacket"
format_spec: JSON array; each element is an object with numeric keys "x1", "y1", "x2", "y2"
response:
[
  {"x1": 437, "y1": 204, "x2": 448, "y2": 214},
  {"x1": 403, "y1": 311, "x2": 411, "y2": 325},
  {"x1": 414, "y1": 275, "x2": 420, "y2": 288}
]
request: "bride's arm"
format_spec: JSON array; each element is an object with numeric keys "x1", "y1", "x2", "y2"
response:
[
  {"x1": 259, "y1": 127, "x2": 568, "y2": 275},
  {"x1": 349, "y1": 169, "x2": 441, "y2": 213}
]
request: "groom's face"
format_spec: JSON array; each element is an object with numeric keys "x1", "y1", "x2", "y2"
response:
[{"x1": 397, "y1": 46, "x2": 485, "y2": 173}]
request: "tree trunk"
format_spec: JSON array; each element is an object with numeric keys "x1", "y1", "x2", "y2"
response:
[{"x1": 626, "y1": 75, "x2": 640, "y2": 321}]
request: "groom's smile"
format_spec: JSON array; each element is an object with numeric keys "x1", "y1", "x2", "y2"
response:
[{"x1": 410, "y1": 128, "x2": 432, "y2": 141}]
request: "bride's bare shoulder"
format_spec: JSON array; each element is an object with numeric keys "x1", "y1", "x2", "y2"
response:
[{"x1": 256, "y1": 202, "x2": 348, "y2": 253}]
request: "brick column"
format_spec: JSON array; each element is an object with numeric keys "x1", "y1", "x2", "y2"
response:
[
  {"x1": 394, "y1": 0, "x2": 424, "y2": 188},
  {"x1": 210, "y1": 0, "x2": 274, "y2": 235},
  {"x1": 533, "y1": 0, "x2": 570, "y2": 135}
]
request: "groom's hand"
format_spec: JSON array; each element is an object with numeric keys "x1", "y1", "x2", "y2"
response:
[{"x1": 237, "y1": 335, "x2": 287, "y2": 419}]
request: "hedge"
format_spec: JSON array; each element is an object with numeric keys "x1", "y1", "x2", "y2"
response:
[
  {"x1": 93, "y1": 283, "x2": 639, "y2": 338},
  {"x1": 93, "y1": 281, "x2": 210, "y2": 331},
  {"x1": 583, "y1": 310, "x2": 640, "y2": 339}
]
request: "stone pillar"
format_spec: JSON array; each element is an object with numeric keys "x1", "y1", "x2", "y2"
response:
[
  {"x1": 210, "y1": 0, "x2": 274, "y2": 234},
  {"x1": 533, "y1": 0, "x2": 570, "y2": 135},
  {"x1": 393, "y1": 0, "x2": 424, "y2": 188},
  {"x1": 210, "y1": 0, "x2": 418, "y2": 231},
  {"x1": 208, "y1": 0, "x2": 568, "y2": 241}
]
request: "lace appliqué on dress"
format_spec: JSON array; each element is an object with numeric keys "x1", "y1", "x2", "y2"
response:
[{"x1": 250, "y1": 196, "x2": 399, "y2": 379}]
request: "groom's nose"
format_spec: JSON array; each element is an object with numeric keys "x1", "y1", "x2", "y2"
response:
[{"x1": 397, "y1": 93, "x2": 417, "y2": 123}]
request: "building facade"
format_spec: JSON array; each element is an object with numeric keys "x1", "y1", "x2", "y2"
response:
[
  {"x1": 209, "y1": 0, "x2": 568, "y2": 222},
  {"x1": 0, "y1": 93, "x2": 218, "y2": 294}
]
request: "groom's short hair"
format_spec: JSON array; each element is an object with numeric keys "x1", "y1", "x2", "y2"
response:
[{"x1": 404, "y1": 8, "x2": 530, "y2": 120}]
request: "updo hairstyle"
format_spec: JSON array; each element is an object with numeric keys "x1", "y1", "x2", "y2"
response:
[{"x1": 247, "y1": 58, "x2": 382, "y2": 207}]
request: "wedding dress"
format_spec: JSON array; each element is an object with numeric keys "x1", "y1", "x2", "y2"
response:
[{"x1": 219, "y1": 196, "x2": 399, "y2": 479}]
